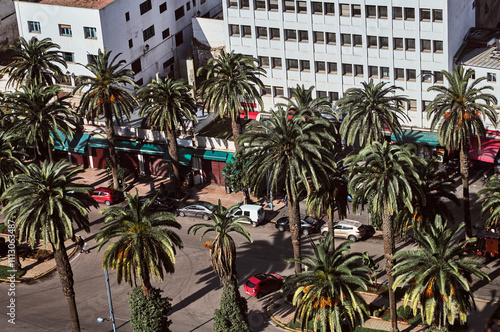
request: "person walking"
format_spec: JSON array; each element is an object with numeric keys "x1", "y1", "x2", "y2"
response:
[{"x1": 78, "y1": 236, "x2": 88, "y2": 254}]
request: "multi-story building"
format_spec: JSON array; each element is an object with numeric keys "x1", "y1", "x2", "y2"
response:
[
  {"x1": 0, "y1": 0, "x2": 19, "y2": 52},
  {"x1": 13, "y1": 0, "x2": 222, "y2": 85},
  {"x1": 223, "y1": 0, "x2": 477, "y2": 131}
]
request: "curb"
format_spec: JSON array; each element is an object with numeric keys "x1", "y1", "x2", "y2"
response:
[{"x1": 264, "y1": 294, "x2": 297, "y2": 331}]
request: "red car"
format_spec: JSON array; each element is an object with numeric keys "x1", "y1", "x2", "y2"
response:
[
  {"x1": 244, "y1": 273, "x2": 283, "y2": 298},
  {"x1": 91, "y1": 187, "x2": 123, "y2": 206}
]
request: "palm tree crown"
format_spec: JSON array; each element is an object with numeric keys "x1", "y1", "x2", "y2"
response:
[
  {"x1": 478, "y1": 176, "x2": 500, "y2": 232},
  {"x1": 277, "y1": 84, "x2": 333, "y2": 116},
  {"x1": 0, "y1": 131, "x2": 27, "y2": 198}
]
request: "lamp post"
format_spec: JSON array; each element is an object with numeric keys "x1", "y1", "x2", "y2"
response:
[{"x1": 97, "y1": 269, "x2": 116, "y2": 332}]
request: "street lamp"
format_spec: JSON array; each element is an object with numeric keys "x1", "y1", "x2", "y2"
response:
[{"x1": 97, "y1": 269, "x2": 116, "y2": 332}]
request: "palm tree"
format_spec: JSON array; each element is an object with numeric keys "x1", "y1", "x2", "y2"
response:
[
  {"x1": 283, "y1": 235, "x2": 370, "y2": 332},
  {"x1": 137, "y1": 77, "x2": 197, "y2": 194},
  {"x1": 1, "y1": 85, "x2": 77, "y2": 164},
  {"x1": 345, "y1": 141, "x2": 423, "y2": 332},
  {"x1": 95, "y1": 191, "x2": 183, "y2": 296},
  {"x1": 0, "y1": 131, "x2": 27, "y2": 201},
  {"x1": 238, "y1": 107, "x2": 338, "y2": 274},
  {"x1": 426, "y1": 65, "x2": 498, "y2": 239},
  {"x1": 393, "y1": 216, "x2": 490, "y2": 329},
  {"x1": 1, "y1": 160, "x2": 97, "y2": 332},
  {"x1": 197, "y1": 50, "x2": 265, "y2": 147},
  {"x1": 0, "y1": 36, "x2": 67, "y2": 88},
  {"x1": 478, "y1": 175, "x2": 500, "y2": 232},
  {"x1": 337, "y1": 79, "x2": 410, "y2": 148},
  {"x1": 74, "y1": 49, "x2": 137, "y2": 189},
  {"x1": 277, "y1": 84, "x2": 333, "y2": 116}
]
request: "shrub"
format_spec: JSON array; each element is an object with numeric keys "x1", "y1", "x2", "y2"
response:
[
  {"x1": 397, "y1": 305, "x2": 412, "y2": 320},
  {"x1": 213, "y1": 283, "x2": 250, "y2": 332},
  {"x1": 129, "y1": 287, "x2": 172, "y2": 332},
  {"x1": 372, "y1": 305, "x2": 386, "y2": 318}
]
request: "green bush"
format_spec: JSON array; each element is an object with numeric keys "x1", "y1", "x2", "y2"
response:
[
  {"x1": 213, "y1": 283, "x2": 250, "y2": 332},
  {"x1": 397, "y1": 305, "x2": 412, "y2": 320},
  {"x1": 129, "y1": 287, "x2": 172, "y2": 332},
  {"x1": 372, "y1": 305, "x2": 386, "y2": 318}
]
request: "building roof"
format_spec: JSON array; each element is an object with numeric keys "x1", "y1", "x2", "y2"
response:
[
  {"x1": 458, "y1": 46, "x2": 500, "y2": 71},
  {"x1": 21, "y1": 0, "x2": 116, "y2": 9},
  {"x1": 455, "y1": 28, "x2": 500, "y2": 70}
]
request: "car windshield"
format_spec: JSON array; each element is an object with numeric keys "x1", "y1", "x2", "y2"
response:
[{"x1": 245, "y1": 281, "x2": 256, "y2": 288}]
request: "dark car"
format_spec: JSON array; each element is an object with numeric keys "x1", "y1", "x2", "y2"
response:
[
  {"x1": 244, "y1": 273, "x2": 283, "y2": 298},
  {"x1": 139, "y1": 195, "x2": 178, "y2": 211},
  {"x1": 91, "y1": 187, "x2": 123, "y2": 206},
  {"x1": 275, "y1": 215, "x2": 321, "y2": 235},
  {"x1": 176, "y1": 201, "x2": 218, "y2": 220}
]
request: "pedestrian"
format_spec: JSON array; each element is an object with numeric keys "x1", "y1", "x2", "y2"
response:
[
  {"x1": 284, "y1": 194, "x2": 288, "y2": 207},
  {"x1": 78, "y1": 236, "x2": 88, "y2": 254}
]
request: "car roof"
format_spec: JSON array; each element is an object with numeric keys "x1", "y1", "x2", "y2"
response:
[
  {"x1": 238, "y1": 204, "x2": 264, "y2": 211},
  {"x1": 335, "y1": 220, "x2": 363, "y2": 227}
]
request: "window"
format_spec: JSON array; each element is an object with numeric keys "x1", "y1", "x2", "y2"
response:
[
  {"x1": 61, "y1": 52, "x2": 74, "y2": 62},
  {"x1": 230, "y1": 25, "x2": 240, "y2": 36},
  {"x1": 368, "y1": 66, "x2": 378, "y2": 78},
  {"x1": 270, "y1": 28, "x2": 280, "y2": 39},
  {"x1": 422, "y1": 100, "x2": 431, "y2": 111},
  {"x1": 351, "y1": 34, "x2": 362, "y2": 47},
  {"x1": 186, "y1": 1, "x2": 191, "y2": 10},
  {"x1": 287, "y1": 59, "x2": 299, "y2": 70},
  {"x1": 354, "y1": 64, "x2": 363, "y2": 76},
  {"x1": 125, "y1": 12, "x2": 130, "y2": 21},
  {"x1": 404, "y1": 7, "x2": 415, "y2": 20},
  {"x1": 143, "y1": 25, "x2": 155, "y2": 41},
  {"x1": 242, "y1": 25, "x2": 252, "y2": 37},
  {"x1": 87, "y1": 54, "x2": 97, "y2": 64},
  {"x1": 272, "y1": 57, "x2": 282, "y2": 68},
  {"x1": 259, "y1": 56, "x2": 269, "y2": 67},
  {"x1": 342, "y1": 63, "x2": 352, "y2": 76},
  {"x1": 487, "y1": 73, "x2": 497, "y2": 82},
  {"x1": 420, "y1": 8, "x2": 431, "y2": 21},
  {"x1": 140, "y1": 0, "x2": 152, "y2": 15},
  {"x1": 135, "y1": 78, "x2": 144, "y2": 86},
  {"x1": 229, "y1": 0, "x2": 238, "y2": 7},
  {"x1": 433, "y1": 9, "x2": 443, "y2": 22},
  {"x1": 421, "y1": 70, "x2": 432, "y2": 82},
  {"x1": 59, "y1": 24, "x2": 72, "y2": 37},
  {"x1": 433, "y1": 40, "x2": 443, "y2": 53},
  {"x1": 263, "y1": 85, "x2": 271, "y2": 95},
  {"x1": 257, "y1": 27, "x2": 267, "y2": 38},
  {"x1": 314, "y1": 31, "x2": 324, "y2": 43},
  {"x1": 315, "y1": 61, "x2": 326, "y2": 72},
  {"x1": 312, "y1": 2, "x2": 323, "y2": 14},
  {"x1": 340, "y1": 4, "x2": 350, "y2": 16},
  {"x1": 84, "y1": 27, "x2": 97, "y2": 39},
  {"x1": 162, "y1": 28, "x2": 170, "y2": 39},
  {"x1": 367, "y1": 36, "x2": 377, "y2": 48},
  {"x1": 352, "y1": 4, "x2": 361, "y2": 17},
  {"x1": 378, "y1": 6, "x2": 388, "y2": 18},
  {"x1": 341, "y1": 34, "x2": 351, "y2": 46},
  {"x1": 421, "y1": 39, "x2": 431, "y2": 52},
  {"x1": 317, "y1": 90, "x2": 327, "y2": 98},
  {"x1": 132, "y1": 59, "x2": 142, "y2": 74},
  {"x1": 274, "y1": 86, "x2": 284, "y2": 96},
  {"x1": 406, "y1": 38, "x2": 415, "y2": 51},
  {"x1": 395, "y1": 68, "x2": 404, "y2": 80},
  {"x1": 326, "y1": 32, "x2": 336, "y2": 44},
  {"x1": 298, "y1": 30, "x2": 308, "y2": 42},
  {"x1": 175, "y1": 31, "x2": 184, "y2": 46},
  {"x1": 394, "y1": 38, "x2": 403, "y2": 50},
  {"x1": 366, "y1": 5, "x2": 376, "y2": 18},
  {"x1": 381, "y1": 67, "x2": 390, "y2": 78},
  {"x1": 300, "y1": 60, "x2": 310, "y2": 71},
  {"x1": 268, "y1": 0, "x2": 278, "y2": 11},
  {"x1": 159, "y1": 2, "x2": 167, "y2": 12},
  {"x1": 175, "y1": 6, "x2": 185, "y2": 20},
  {"x1": 240, "y1": 0, "x2": 249, "y2": 8},
  {"x1": 329, "y1": 91, "x2": 339, "y2": 101},
  {"x1": 28, "y1": 21, "x2": 40, "y2": 33},
  {"x1": 327, "y1": 62, "x2": 337, "y2": 73},
  {"x1": 297, "y1": 1, "x2": 307, "y2": 13},
  {"x1": 434, "y1": 71, "x2": 444, "y2": 83},
  {"x1": 324, "y1": 3, "x2": 335, "y2": 15},
  {"x1": 393, "y1": 7, "x2": 402, "y2": 19},
  {"x1": 408, "y1": 99, "x2": 417, "y2": 112},
  {"x1": 285, "y1": 29, "x2": 296, "y2": 41},
  {"x1": 406, "y1": 69, "x2": 416, "y2": 81},
  {"x1": 128, "y1": 39, "x2": 133, "y2": 48},
  {"x1": 378, "y1": 36, "x2": 388, "y2": 49},
  {"x1": 255, "y1": 0, "x2": 266, "y2": 9},
  {"x1": 284, "y1": 0, "x2": 295, "y2": 12}
]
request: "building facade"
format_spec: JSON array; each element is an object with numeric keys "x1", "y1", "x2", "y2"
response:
[{"x1": 0, "y1": 0, "x2": 19, "y2": 52}]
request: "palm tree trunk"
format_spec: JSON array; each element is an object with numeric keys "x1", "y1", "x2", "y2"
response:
[
  {"x1": 382, "y1": 200, "x2": 398, "y2": 332},
  {"x1": 141, "y1": 272, "x2": 152, "y2": 297},
  {"x1": 328, "y1": 213, "x2": 335, "y2": 252},
  {"x1": 52, "y1": 242, "x2": 80, "y2": 332},
  {"x1": 460, "y1": 146, "x2": 472, "y2": 239},
  {"x1": 231, "y1": 116, "x2": 242, "y2": 149},
  {"x1": 288, "y1": 187, "x2": 302, "y2": 274},
  {"x1": 166, "y1": 126, "x2": 181, "y2": 196},
  {"x1": 105, "y1": 109, "x2": 120, "y2": 190},
  {"x1": 47, "y1": 143, "x2": 53, "y2": 163}
]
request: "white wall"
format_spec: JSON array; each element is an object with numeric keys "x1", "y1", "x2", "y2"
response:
[
  {"x1": 192, "y1": 17, "x2": 225, "y2": 48},
  {"x1": 0, "y1": 0, "x2": 19, "y2": 50},
  {"x1": 447, "y1": 0, "x2": 475, "y2": 68}
]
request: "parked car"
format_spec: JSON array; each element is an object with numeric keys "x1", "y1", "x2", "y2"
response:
[
  {"x1": 321, "y1": 219, "x2": 367, "y2": 242},
  {"x1": 227, "y1": 204, "x2": 266, "y2": 227},
  {"x1": 275, "y1": 215, "x2": 321, "y2": 236},
  {"x1": 244, "y1": 273, "x2": 283, "y2": 298},
  {"x1": 139, "y1": 195, "x2": 178, "y2": 211},
  {"x1": 91, "y1": 187, "x2": 124, "y2": 206},
  {"x1": 176, "y1": 201, "x2": 218, "y2": 220}
]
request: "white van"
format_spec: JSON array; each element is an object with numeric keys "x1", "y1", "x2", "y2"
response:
[{"x1": 230, "y1": 204, "x2": 266, "y2": 226}]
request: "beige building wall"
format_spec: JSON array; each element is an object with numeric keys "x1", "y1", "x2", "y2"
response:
[
  {"x1": 476, "y1": 0, "x2": 500, "y2": 28},
  {"x1": 0, "y1": 0, "x2": 19, "y2": 52}
]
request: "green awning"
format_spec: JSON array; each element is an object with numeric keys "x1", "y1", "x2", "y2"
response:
[
  {"x1": 52, "y1": 130, "x2": 69, "y2": 151},
  {"x1": 88, "y1": 137, "x2": 108, "y2": 149},
  {"x1": 391, "y1": 131, "x2": 440, "y2": 146},
  {"x1": 88, "y1": 138, "x2": 165, "y2": 155},
  {"x1": 226, "y1": 153, "x2": 235, "y2": 163},
  {"x1": 162, "y1": 147, "x2": 194, "y2": 166},
  {"x1": 68, "y1": 133, "x2": 91, "y2": 154},
  {"x1": 140, "y1": 143, "x2": 165, "y2": 156},
  {"x1": 194, "y1": 149, "x2": 228, "y2": 161}
]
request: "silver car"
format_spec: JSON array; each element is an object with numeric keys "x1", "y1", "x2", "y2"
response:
[
  {"x1": 321, "y1": 219, "x2": 367, "y2": 242},
  {"x1": 176, "y1": 201, "x2": 217, "y2": 220}
]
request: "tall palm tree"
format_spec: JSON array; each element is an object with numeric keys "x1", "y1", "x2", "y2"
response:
[
  {"x1": 277, "y1": 84, "x2": 333, "y2": 116},
  {"x1": 345, "y1": 141, "x2": 423, "y2": 332},
  {"x1": 137, "y1": 77, "x2": 197, "y2": 194},
  {"x1": 197, "y1": 50, "x2": 265, "y2": 147},
  {"x1": 74, "y1": 49, "x2": 137, "y2": 189},
  {"x1": 393, "y1": 216, "x2": 490, "y2": 329},
  {"x1": 1, "y1": 85, "x2": 77, "y2": 164},
  {"x1": 426, "y1": 65, "x2": 498, "y2": 239},
  {"x1": 337, "y1": 79, "x2": 410, "y2": 148},
  {"x1": 478, "y1": 176, "x2": 500, "y2": 232},
  {"x1": 238, "y1": 107, "x2": 338, "y2": 274},
  {"x1": 1, "y1": 160, "x2": 97, "y2": 332},
  {"x1": 283, "y1": 235, "x2": 370, "y2": 332},
  {"x1": 0, "y1": 36, "x2": 67, "y2": 88},
  {"x1": 95, "y1": 191, "x2": 183, "y2": 296},
  {"x1": 0, "y1": 131, "x2": 27, "y2": 200}
]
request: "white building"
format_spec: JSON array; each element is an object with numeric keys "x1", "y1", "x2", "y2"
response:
[
  {"x1": 13, "y1": 0, "x2": 222, "y2": 85},
  {"x1": 222, "y1": 0, "x2": 477, "y2": 130}
]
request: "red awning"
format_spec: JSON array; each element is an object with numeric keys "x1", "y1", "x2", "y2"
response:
[{"x1": 468, "y1": 138, "x2": 500, "y2": 163}]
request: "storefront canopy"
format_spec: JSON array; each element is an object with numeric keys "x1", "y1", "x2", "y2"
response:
[
  {"x1": 194, "y1": 149, "x2": 228, "y2": 161},
  {"x1": 88, "y1": 137, "x2": 165, "y2": 156},
  {"x1": 162, "y1": 147, "x2": 194, "y2": 166},
  {"x1": 52, "y1": 131, "x2": 91, "y2": 154},
  {"x1": 468, "y1": 138, "x2": 500, "y2": 163},
  {"x1": 391, "y1": 130, "x2": 440, "y2": 146}
]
